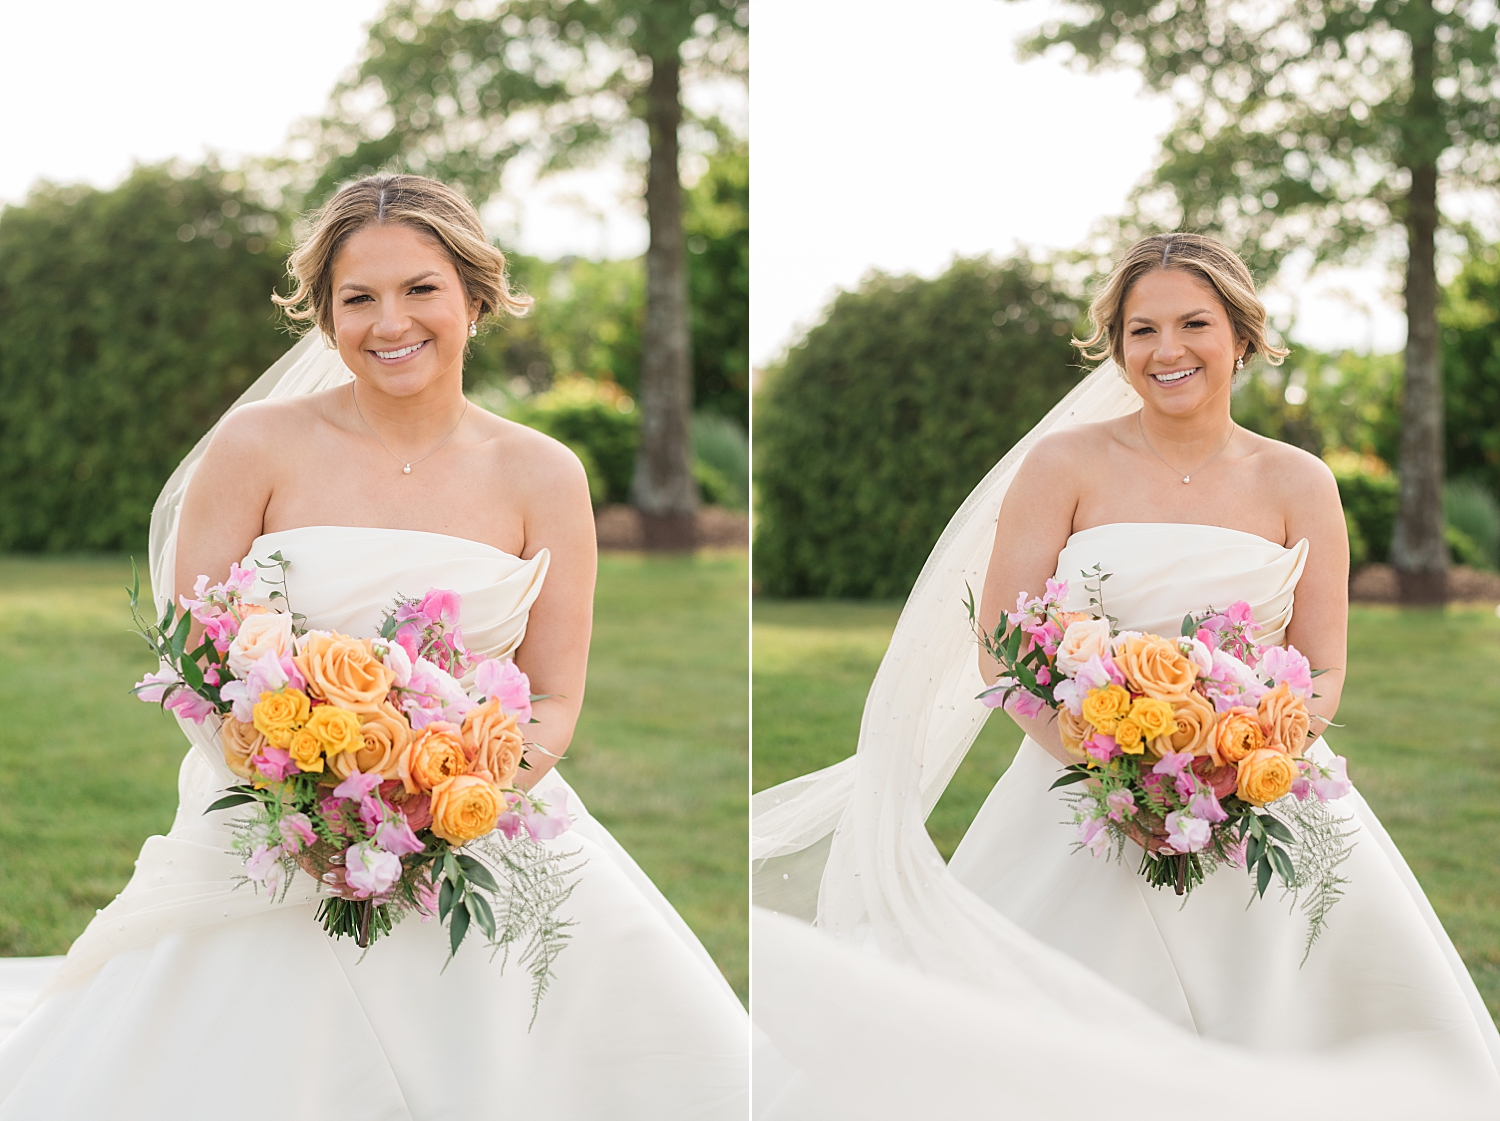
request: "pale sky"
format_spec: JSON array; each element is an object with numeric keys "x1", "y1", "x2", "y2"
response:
[
  {"x1": 751, "y1": 0, "x2": 1410, "y2": 368},
  {"x1": 0, "y1": 0, "x2": 723, "y2": 261}
]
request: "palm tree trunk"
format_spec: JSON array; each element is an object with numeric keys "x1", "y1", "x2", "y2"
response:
[
  {"x1": 632, "y1": 51, "x2": 697, "y2": 551},
  {"x1": 1391, "y1": 17, "x2": 1446, "y2": 605}
]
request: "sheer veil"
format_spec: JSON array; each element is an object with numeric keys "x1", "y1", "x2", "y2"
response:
[
  {"x1": 750, "y1": 361, "x2": 1500, "y2": 1117},
  {"x1": 148, "y1": 333, "x2": 354, "y2": 614}
]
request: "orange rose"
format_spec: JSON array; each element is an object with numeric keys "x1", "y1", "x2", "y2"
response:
[
  {"x1": 1057, "y1": 705, "x2": 1092, "y2": 757},
  {"x1": 1113, "y1": 634, "x2": 1198, "y2": 703},
  {"x1": 1237, "y1": 748, "x2": 1297, "y2": 805},
  {"x1": 398, "y1": 722, "x2": 469, "y2": 794},
  {"x1": 1214, "y1": 706, "x2": 1265, "y2": 764},
  {"x1": 460, "y1": 699, "x2": 526, "y2": 788},
  {"x1": 293, "y1": 632, "x2": 396, "y2": 713},
  {"x1": 220, "y1": 717, "x2": 266, "y2": 779},
  {"x1": 429, "y1": 774, "x2": 504, "y2": 845},
  {"x1": 1156, "y1": 690, "x2": 1218, "y2": 760},
  {"x1": 329, "y1": 703, "x2": 412, "y2": 782},
  {"x1": 1258, "y1": 682, "x2": 1311, "y2": 757}
]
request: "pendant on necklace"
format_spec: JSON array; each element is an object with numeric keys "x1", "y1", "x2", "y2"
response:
[
  {"x1": 1182, "y1": 476, "x2": 1191, "y2": 484},
  {"x1": 403, "y1": 464, "x2": 412, "y2": 475}
]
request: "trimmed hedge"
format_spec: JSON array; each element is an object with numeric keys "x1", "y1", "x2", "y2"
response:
[
  {"x1": 0, "y1": 166, "x2": 290, "y2": 551},
  {"x1": 754, "y1": 257, "x2": 1084, "y2": 597}
]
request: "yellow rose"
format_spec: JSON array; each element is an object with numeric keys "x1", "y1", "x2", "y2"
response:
[
  {"x1": 328, "y1": 703, "x2": 412, "y2": 782},
  {"x1": 399, "y1": 722, "x2": 470, "y2": 794},
  {"x1": 1057, "y1": 705, "x2": 1092, "y2": 758},
  {"x1": 1115, "y1": 718, "x2": 1144, "y2": 753},
  {"x1": 1214, "y1": 706, "x2": 1265, "y2": 764},
  {"x1": 430, "y1": 774, "x2": 504, "y2": 845},
  {"x1": 303, "y1": 704, "x2": 363, "y2": 761},
  {"x1": 460, "y1": 699, "x2": 526, "y2": 788},
  {"x1": 1257, "y1": 682, "x2": 1311, "y2": 756},
  {"x1": 293, "y1": 632, "x2": 396, "y2": 714},
  {"x1": 1157, "y1": 690, "x2": 1218, "y2": 760},
  {"x1": 1237, "y1": 748, "x2": 1297, "y2": 805},
  {"x1": 1127, "y1": 696, "x2": 1177, "y2": 744},
  {"x1": 1080, "y1": 684, "x2": 1132, "y2": 734},
  {"x1": 220, "y1": 717, "x2": 266, "y2": 779},
  {"x1": 288, "y1": 727, "x2": 325, "y2": 773},
  {"x1": 1113, "y1": 634, "x2": 1198, "y2": 703},
  {"x1": 251, "y1": 688, "x2": 310, "y2": 748}
]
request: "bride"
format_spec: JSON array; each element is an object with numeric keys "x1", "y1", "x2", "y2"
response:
[
  {"x1": 751, "y1": 233, "x2": 1500, "y2": 1117},
  {"x1": 0, "y1": 174, "x2": 747, "y2": 1119}
]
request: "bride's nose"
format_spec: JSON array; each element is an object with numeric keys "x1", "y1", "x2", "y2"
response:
[
  {"x1": 372, "y1": 299, "x2": 412, "y2": 340},
  {"x1": 1152, "y1": 328, "x2": 1186, "y2": 363}
]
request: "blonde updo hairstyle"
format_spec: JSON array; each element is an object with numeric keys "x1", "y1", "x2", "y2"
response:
[
  {"x1": 1074, "y1": 232, "x2": 1287, "y2": 370},
  {"x1": 273, "y1": 173, "x2": 530, "y2": 340}
]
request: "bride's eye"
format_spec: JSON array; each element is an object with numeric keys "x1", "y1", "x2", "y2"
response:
[
  {"x1": 1185, "y1": 318, "x2": 1209, "y2": 329},
  {"x1": 342, "y1": 294, "x2": 373, "y2": 305},
  {"x1": 1130, "y1": 326, "x2": 1154, "y2": 337},
  {"x1": 409, "y1": 284, "x2": 437, "y2": 295}
]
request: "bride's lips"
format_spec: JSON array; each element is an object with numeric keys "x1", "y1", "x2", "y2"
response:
[
  {"x1": 1149, "y1": 366, "x2": 1200, "y2": 386},
  {"x1": 369, "y1": 339, "x2": 430, "y2": 365}
]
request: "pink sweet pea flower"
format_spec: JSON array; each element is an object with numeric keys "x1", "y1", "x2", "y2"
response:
[
  {"x1": 1152, "y1": 751, "x2": 1195, "y2": 778},
  {"x1": 203, "y1": 665, "x2": 222, "y2": 687},
  {"x1": 1222, "y1": 833, "x2": 1249, "y2": 868},
  {"x1": 415, "y1": 877, "x2": 439, "y2": 922},
  {"x1": 1164, "y1": 811, "x2": 1212, "y2": 854},
  {"x1": 164, "y1": 687, "x2": 215, "y2": 725},
  {"x1": 253, "y1": 746, "x2": 298, "y2": 781},
  {"x1": 1311, "y1": 755, "x2": 1353, "y2": 802},
  {"x1": 474, "y1": 658, "x2": 534, "y2": 722},
  {"x1": 520, "y1": 788, "x2": 573, "y2": 841},
  {"x1": 279, "y1": 813, "x2": 317, "y2": 853},
  {"x1": 1291, "y1": 759, "x2": 1314, "y2": 801},
  {"x1": 1260, "y1": 644, "x2": 1315, "y2": 700},
  {"x1": 418, "y1": 588, "x2": 463, "y2": 628},
  {"x1": 1034, "y1": 665, "x2": 1052, "y2": 686},
  {"x1": 333, "y1": 769, "x2": 383, "y2": 803},
  {"x1": 344, "y1": 843, "x2": 402, "y2": 900},
  {"x1": 1052, "y1": 676, "x2": 1085, "y2": 716},
  {"x1": 392, "y1": 623, "x2": 423, "y2": 665},
  {"x1": 244, "y1": 844, "x2": 284, "y2": 892},
  {"x1": 1083, "y1": 733, "x2": 1120, "y2": 764},
  {"x1": 1105, "y1": 789, "x2": 1136, "y2": 823},
  {"x1": 133, "y1": 668, "x2": 178, "y2": 704},
  {"x1": 1074, "y1": 654, "x2": 1124, "y2": 692},
  {"x1": 1076, "y1": 815, "x2": 1110, "y2": 857},
  {"x1": 225, "y1": 562, "x2": 258, "y2": 595},
  {"x1": 201, "y1": 611, "x2": 240, "y2": 653},
  {"x1": 375, "y1": 639, "x2": 413, "y2": 688},
  {"x1": 1187, "y1": 787, "x2": 1229, "y2": 823},
  {"x1": 1043, "y1": 577, "x2": 1069, "y2": 607},
  {"x1": 1003, "y1": 690, "x2": 1046, "y2": 720},
  {"x1": 374, "y1": 814, "x2": 425, "y2": 856}
]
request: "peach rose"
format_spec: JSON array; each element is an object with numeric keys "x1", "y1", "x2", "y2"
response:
[
  {"x1": 251, "y1": 688, "x2": 310, "y2": 748},
  {"x1": 1158, "y1": 690, "x2": 1218, "y2": 760},
  {"x1": 293, "y1": 632, "x2": 396, "y2": 714},
  {"x1": 398, "y1": 722, "x2": 469, "y2": 794},
  {"x1": 461, "y1": 699, "x2": 526, "y2": 788},
  {"x1": 1127, "y1": 696, "x2": 1177, "y2": 744},
  {"x1": 1080, "y1": 684, "x2": 1132, "y2": 734},
  {"x1": 1237, "y1": 748, "x2": 1297, "y2": 805},
  {"x1": 1258, "y1": 682, "x2": 1311, "y2": 756},
  {"x1": 220, "y1": 717, "x2": 266, "y2": 779},
  {"x1": 329, "y1": 703, "x2": 412, "y2": 782},
  {"x1": 1055, "y1": 618, "x2": 1113, "y2": 676},
  {"x1": 302, "y1": 704, "x2": 363, "y2": 761},
  {"x1": 1214, "y1": 706, "x2": 1265, "y2": 764},
  {"x1": 1113, "y1": 634, "x2": 1198, "y2": 703},
  {"x1": 1057, "y1": 705, "x2": 1092, "y2": 757},
  {"x1": 430, "y1": 774, "x2": 504, "y2": 845},
  {"x1": 226, "y1": 611, "x2": 294, "y2": 678}
]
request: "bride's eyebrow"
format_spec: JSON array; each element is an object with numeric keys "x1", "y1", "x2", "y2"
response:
[
  {"x1": 1126, "y1": 307, "x2": 1215, "y2": 325},
  {"x1": 337, "y1": 271, "x2": 442, "y2": 294}
]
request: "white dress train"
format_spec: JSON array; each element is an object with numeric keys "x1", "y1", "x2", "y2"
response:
[{"x1": 0, "y1": 526, "x2": 748, "y2": 1120}]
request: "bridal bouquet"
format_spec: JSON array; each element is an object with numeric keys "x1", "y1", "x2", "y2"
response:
[
  {"x1": 129, "y1": 556, "x2": 579, "y2": 1012},
  {"x1": 968, "y1": 569, "x2": 1356, "y2": 952}
]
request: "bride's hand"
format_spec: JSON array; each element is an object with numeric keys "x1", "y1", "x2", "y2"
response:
[{"x1": 296, "y1": 848, "x2": 355, "y2": 899}]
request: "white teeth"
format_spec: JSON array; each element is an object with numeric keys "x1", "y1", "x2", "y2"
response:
[
  {"x1": 1152, "y1": 368, "x2": 1197, "y2": 383},
  {"x1": 374, "y1": 341, "x2": 424, "y2": 359}
]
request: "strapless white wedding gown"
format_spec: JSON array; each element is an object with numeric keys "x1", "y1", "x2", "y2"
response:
[
  {"x1": 0, "y1": 526, "x2": 747, "y2": 1120},
  {"x1": 753, "y1": 523, "x2": 1500, "y2": 1118}
]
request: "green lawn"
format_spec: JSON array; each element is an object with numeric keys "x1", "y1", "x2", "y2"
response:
[
  {"x1": 0, "y1": 552, "x2": 748, "y2": 1003},
  {"x1": 753, "y1": 598, "x2": 1500, "y2": 1021}
]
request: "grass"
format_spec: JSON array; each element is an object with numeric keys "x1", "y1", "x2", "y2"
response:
[
  {"x1": 0, "y1": 552, "x2": 748, "y2": 1004},
  {"x1": 753, "y1": 597, "x2": 1500, "y2": 1022}
]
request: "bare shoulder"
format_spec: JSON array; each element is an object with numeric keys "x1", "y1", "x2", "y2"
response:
[
  {"x1": 1022, "y1": 418, "x2": 1118, "y2": 475},
  {"x1": 1242, "y1": 429, "x2": 1339, "y2": 502},
  {"x1": 468, "y1": 404, "x2": 589, "y2": 504},
  {"x1": 206, "y1": 390, "x2": 335, "y2": 461}
]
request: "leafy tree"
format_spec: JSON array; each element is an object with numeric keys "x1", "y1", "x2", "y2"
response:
[
  {"x1": 0, "y1": 165, "x2": 289, "y2": 551},
  {"x1": 755, "y1": 256, "x2": 1084, "y2": 597},
  {"x1": 1021, "y1": 0, "x2": 1500, "y2": 602},
  {"x1": 685, "y1": 138, "x2": 748, "y2": 422},
  {"x1": 1440, "y1": 244, "x2": 1500, "y2": 504},
  {"x1": 306, "y1": 0, "x2": 747, "y2": 550}
]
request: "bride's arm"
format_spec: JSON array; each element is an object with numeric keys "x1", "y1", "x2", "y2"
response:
[
  {"x1": 508, "y1": 437, "x2": 597, "y2": 790},
  {"x1": 977, "y1": 433, "x2": 1084, "y2": 767},
  {"x1": 1277, "y1": 454, "x2": 1349, "y2": 742}
]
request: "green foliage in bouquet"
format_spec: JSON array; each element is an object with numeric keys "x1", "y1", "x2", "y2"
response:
[
  {"x1": 0, "y1": 164, "x2": 290, "y2": 552},
  {"x1": 755, "y1": 256, "x2": 1084, "y2": 598}
]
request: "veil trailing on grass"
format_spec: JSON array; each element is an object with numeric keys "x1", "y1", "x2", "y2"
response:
[
  {"x1": 147, "y1": 333, "x2": 353, "y2": 613},
  {"x1": 750, "y1": 360, "x2": 1500, "y2": 1117}
]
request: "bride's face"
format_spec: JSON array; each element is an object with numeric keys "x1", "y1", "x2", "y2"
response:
[
  {"x1": 329, "y1": 222, "x2": 480, "y2": 399},
  {"x1": 1119, "y1": 268, "x2": 1245, "y2": 418}
]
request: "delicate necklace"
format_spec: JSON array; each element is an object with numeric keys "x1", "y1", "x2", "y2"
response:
[
  {"x1": 1137, "y1": 412, "x2": 1237, "y2": 485},
  {"x1": 351, "y1": 382, "x2": 469, "y2": 475}
]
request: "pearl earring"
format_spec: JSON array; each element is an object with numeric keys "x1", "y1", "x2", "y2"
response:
[
  {"x1": 1235, "y1": 355, "x2": 1245, "y2": 370},
  {"x1": 468, "y1": 321, "x2": 478, "y2": 338}
]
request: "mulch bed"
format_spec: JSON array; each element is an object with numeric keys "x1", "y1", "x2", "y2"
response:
[
  {"x1": 1350, "y1": 563, "x2": 1500, "y2": 605},
  {"x1": 594, "y1": 504, "x2": 749, "y2": 550}
]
